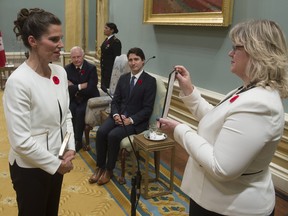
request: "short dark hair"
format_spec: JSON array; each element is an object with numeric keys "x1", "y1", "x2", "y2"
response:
[
  {"x1": 13, "y1": 8, "x2": 61, "y2": 49},
  {"x1": 106, "y1": 22, "x2": 119, "y2": 34},
  {"x1": 127, "y1": 47, "x2": 145, "y2": 61}
]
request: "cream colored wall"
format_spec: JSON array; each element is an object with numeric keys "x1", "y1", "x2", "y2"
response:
[
  {"x1": 96, "y1": 0, "x2": 108, "y2": 59},
  {"x1": 64, "y1": 0, "x2": 82, "y2": 51},
  {"x1": 64, "y1": 0, "x2": 108, "y2": 56}
]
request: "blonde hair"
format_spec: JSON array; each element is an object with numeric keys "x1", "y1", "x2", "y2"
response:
[{"x1": 229, "y1": 20, "x2": 288, "y2": 98}]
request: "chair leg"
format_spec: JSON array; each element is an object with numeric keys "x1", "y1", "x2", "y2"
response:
[
  {"x1": 118, "y1": 148, "x2": 127, "y2": 185},
  {"x1": 84, "y1": 125, "x2": 92, "y2": 146}
]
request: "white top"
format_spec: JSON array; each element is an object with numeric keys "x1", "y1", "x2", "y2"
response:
[
  {"x1": 174, "y1": 86, "x2": 284, "y2": 216},
  {"x1": 3, "y1": 62, "x2": 75, "y2": 175}
]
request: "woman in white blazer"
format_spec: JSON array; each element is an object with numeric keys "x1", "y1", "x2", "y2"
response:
[
  {"x1": 158, "y1": 20, "x2": 288, "y2": 216},
  {"x1": 3, "y1": 8, "x2": 75, "y2": 216}
]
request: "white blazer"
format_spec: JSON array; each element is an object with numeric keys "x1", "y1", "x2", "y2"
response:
[
  {"x1": 174, "y1": 86, "x2": 284, "y2": 216},
  {"x1": 3, "y1": 62, "x2": 75, "y2": 175}
]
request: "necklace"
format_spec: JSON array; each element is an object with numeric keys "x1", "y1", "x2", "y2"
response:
[
  {"x1": 236, "y1": 83, "x2": 256, "y2": 95},
  {"x1": 216, "y1": 83, "x2": 256, "y2": 107}
]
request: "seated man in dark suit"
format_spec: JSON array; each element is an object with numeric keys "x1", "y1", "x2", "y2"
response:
[
  {"x1": 89, "y1": 47, "x2": 157, "y2": 185},
  {"x1": 65, "y1": 46, "x2": 100, "y2": 152}
]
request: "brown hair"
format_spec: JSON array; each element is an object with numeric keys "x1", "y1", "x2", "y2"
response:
[{"x1": 13, "y1": 8, "x2": 61, "y2": 49}]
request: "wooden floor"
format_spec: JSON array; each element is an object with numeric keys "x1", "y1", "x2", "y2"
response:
[{"x1": 160, "y1": 141, "x2": 288, "y2": 216}]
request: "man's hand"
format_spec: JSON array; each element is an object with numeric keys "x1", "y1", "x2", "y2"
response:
[
  {"x1": 122, "y1": 117, "x2": 132, "y2": 126},
  {"x1": 113, "y1": 114, "x2": 132, "y2": 125},
  {"x1": 79, "y1": 82, "x2": 88, "y2": 90},
  {"x1": 68, "y1": 80, "x2": 74, "y2": 86}
]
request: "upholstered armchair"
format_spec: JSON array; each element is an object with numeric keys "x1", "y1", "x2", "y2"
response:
[
  {"x1": 84, "y1": 54, "x2": 129, "y2": 146},
  {"x1": 118, "y1": 76, "x2": 167, "y2": 184}
]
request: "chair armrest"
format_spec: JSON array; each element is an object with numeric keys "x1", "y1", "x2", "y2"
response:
[
  {"x1": 85, "y1": 96, "x2": 112, "y2": 127},
  {"x1": 98, "y1": 88, "x2": 106, "y2": 97},
  {"x1": 87, "y1": 96, "x2": 111, "y2": 108}
]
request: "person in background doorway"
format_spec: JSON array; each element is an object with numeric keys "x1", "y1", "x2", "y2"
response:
[
  {"x1": 65, "y1": 46, "x2": 100, "y2": 152},
  {"x1": 158, "y1": 19, "x2": 288, "y2": 216},
  {"x1": 100, "y1": 22, "x2": 121, "y2": 90},
  {"x1": 3, "y1": 8, "x2": 75, "y2": 216}
]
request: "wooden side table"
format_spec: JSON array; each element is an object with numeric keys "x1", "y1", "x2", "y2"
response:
[{"x1": 133, "y1": 133, "x2": 175, "y2": 199}]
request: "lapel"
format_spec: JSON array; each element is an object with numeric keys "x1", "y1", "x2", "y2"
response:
[
  {"x1": 70, "y1": 65, "x2": 80, "y2": 81},
  {"x1": 103, "y1": 35, "x2": 114, "y2": 48}
]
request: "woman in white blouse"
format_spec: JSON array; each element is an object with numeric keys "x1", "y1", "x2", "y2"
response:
[
  {"x1": 158, "y1": 20, "x2": 288, "y2": 216},
  {"x1": 3, "y1": 8, "x2": 75, "y2": 216}
]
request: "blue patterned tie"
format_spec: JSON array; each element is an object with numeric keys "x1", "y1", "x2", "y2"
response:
[{"x1": 130, "y1": 76, "x2": 136, "y2": 95}]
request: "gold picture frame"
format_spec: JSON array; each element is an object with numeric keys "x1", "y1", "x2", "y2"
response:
[{"x1": 143, "y1": 0, "x2": 234, "y2": 27}]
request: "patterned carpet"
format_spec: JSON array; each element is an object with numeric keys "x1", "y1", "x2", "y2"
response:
[{"x1": 0, "y1": 90, "x2": 189, "y2": 215}]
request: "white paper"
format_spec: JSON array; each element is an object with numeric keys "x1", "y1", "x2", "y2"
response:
[
  {"x1": 58, "y1": 132, "x2": 71, "y2": 159},
  {"x1": 162, "y1": 70, "x2": 176, "y2": 118}
]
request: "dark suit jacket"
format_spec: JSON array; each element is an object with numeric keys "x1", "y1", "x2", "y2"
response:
[
  {"x1": 111, "y1": 71, "x2": 156, "y2": 133},
  {"x1": 65, "y1": 60, "x2": 100, "y2": 102},
  {"x1": 100, "y1": 35, "x2": 122, "y2": 87}
]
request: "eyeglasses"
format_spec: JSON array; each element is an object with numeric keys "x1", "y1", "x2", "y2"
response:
[{"x1": 232, "y1": 45, "x2": 244, "y2": 52}]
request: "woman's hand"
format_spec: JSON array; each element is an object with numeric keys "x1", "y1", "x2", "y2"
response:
[
  {"x1": 157, "y1": 118, "x2": 180, "y2": 135},
  {"x1": 62, "y1": 150, "x2": 76, "y2": 160},
  {"x1": 174, "y1": 65, "x2": 194, "y2": 96},
  {"x1": 57, "y1": 150, "x2": 75, "y2": 175}
]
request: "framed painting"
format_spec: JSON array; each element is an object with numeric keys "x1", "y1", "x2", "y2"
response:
[{"x1": 143, "y1": 0, "x2": 234, "y2": 26}]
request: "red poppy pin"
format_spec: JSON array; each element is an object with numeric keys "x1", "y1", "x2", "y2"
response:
[
  {"x1": 52, "y1": 76, "x2": 60, "y2": 85},
  {"x1": 230, "y1": 95, "x2": 239, "y2": 103},
  {"x1": 81, "y1": 69, "x2": 85, "y2": 75},
  {"x1": 137, "y1": 80, "x2": 142, "y2": 85}
]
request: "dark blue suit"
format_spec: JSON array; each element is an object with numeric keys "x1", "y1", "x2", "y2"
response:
[
  {"x1": 65, "y1": 60, "x2": 100, "y2": 147},
  {"x1": 96, "y1": 71, "x2": 156, "y2": 170}
]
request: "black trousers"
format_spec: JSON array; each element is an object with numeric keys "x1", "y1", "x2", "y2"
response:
[
  {"x1": 96, "y1": 116, "x2": 136, "y2": 170},
  {"x1": 101, "y1": 69, "x2": 112, "y2": 90},
  {"x1": 189, "y1": 198, "x2": 275, "y2": 216},
  {"x1": 69, "y1": 100, "x2": 87, "y2": 143},
  {"x1": 9, "y1": 161, "x2": 63, "y2": 216}
]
